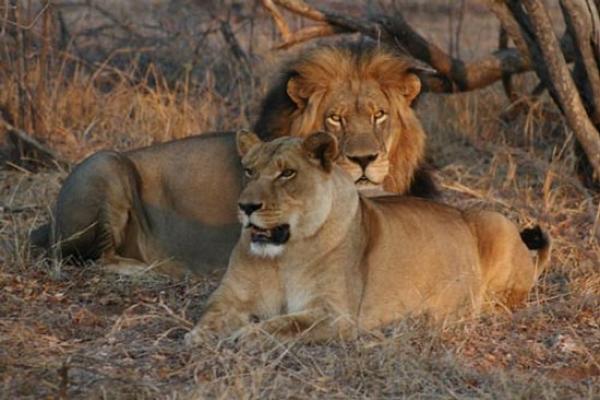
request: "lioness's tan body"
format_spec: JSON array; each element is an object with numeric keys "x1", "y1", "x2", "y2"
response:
[{"x1": 187, "y1": 133, "x2": 550, "y2": 343}]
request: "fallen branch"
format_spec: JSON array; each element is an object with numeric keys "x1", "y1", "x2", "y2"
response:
[
  {"x1": 521, "y1": 0, "x2": 600, "y2": 179},
  {"x1": 261, "y1": 0, "x2": 291, "y2": 41},
  {"x1": 0, "y1": 116, "x2": 67, "y2": 165},
  {"x1": 274, "y1": 24, "x2": 340, "y2": 50},
  {"x1": 0, "y1": 203, "x2": 43, "y2": 213}
]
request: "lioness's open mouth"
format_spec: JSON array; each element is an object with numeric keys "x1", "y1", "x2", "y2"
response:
[{"x1": 247, "y1": 223, "x2": 290, "y2": 245}]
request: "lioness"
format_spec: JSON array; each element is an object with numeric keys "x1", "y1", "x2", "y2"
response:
[
  {"x1": 31, "y1": 44, "x2": 434, "y2": 275},
  {"x1": 185, "y1": 131, "x2": 551, "y2": 343}
]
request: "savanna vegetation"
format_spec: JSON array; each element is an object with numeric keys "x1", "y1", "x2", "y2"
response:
[{"x1": 0, "y1": 1, "x2": 598, "y2": 398}]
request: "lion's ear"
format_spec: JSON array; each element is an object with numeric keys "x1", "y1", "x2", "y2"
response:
[
  {"x1": 287, "y1": 76, "x2": 312, "y2": 109},
  {"x1": 302, "y1": 131, "x2": 338, "y2": 172},
  {"x1": 236, "y1": 129, "x2": 262, "y2": 158},
  {"x1": 400, "y1": 73, "x2": 421, "y2": 104}
]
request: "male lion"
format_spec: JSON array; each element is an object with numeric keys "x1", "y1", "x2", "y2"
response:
[
  {"x1": 31, "y1": 44, "x2": 434, "y2": 275},
  {"x1": 185, "y1": 131, "x2": 550, "y2": 344}
]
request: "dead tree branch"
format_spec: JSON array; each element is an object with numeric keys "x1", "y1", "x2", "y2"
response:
[
  {"x1": 261, "y1": 0, "x2": 600, "y2": 184},
  {"x1": 261, "y1": 0, "x2": 574, "y2": 93},
  {"x1": 520, "y1": 0, "x2": 600, "y2": 179},
  {"x1": 486, "y1": 1, "x2": 532, "y2": 63},
  {"x1": 274, "y1": 24, "x2": 340, "y2": 50},
  {"x1": 499, "y1": 26, "x2": 517, "y2": 101},
  {"x1": 561, "y1": 0, "x2": 600, "y2": 124},
  {"x1": 486, "y1": 0, "x2": 600, "y2": 183},
  {"x1": 261, "y1": 0, "x2": 291, "y2": 41}
]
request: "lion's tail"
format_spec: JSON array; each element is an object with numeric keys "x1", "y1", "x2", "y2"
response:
[{"x1": 520, "y1": 225, "x2": 551, "y2": 275}]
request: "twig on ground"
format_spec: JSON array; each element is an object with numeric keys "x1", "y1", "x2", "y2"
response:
[{"x1": 0, "y1": 116, "x2": 67, "y2": 165}]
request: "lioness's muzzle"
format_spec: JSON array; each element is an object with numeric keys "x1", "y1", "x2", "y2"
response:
[{"x1": 247, "y1": 223, "x2": 290, "y2": 245}]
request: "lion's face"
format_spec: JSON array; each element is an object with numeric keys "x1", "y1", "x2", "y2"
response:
[
  {"x1": 235, "y1": 130, "x2": 338, "y2": 258},
  {"x1": 311, "y1": 79, "x2": 396, "y2": 190},
  {"x1": 262, "y1": 47, "x2": 425, "y2": 193}
]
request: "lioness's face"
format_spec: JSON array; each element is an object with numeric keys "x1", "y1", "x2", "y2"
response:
[
  {"x1": 235, "y1": 130, "x2": 337, "y2": 258},
  {"x1": 287, "y1": 71, "x2": 420, "y2": 191}
]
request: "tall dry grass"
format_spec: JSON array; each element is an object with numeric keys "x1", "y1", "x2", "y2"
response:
[
  {"x1": 0, "y1": 57, "x2": 251, "y2": 161},
  {"x1": 0, "y1": 1, "x2": 598, "y2": 398},
  {"x1": 0, "y1": 0, "x2": 277, "y2": 162}
]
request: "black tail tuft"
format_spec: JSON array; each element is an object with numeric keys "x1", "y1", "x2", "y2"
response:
[{"x1": 520, "y1": 225, "x2": 548, "y2": 250}]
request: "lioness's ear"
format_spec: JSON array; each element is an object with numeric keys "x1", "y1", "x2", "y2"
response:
[
  {"x1": 236, "y1": 130, "x2": 262, "y2": 158},
  {"x1": 302, "y1": 131, "x2": 338, "y2": 172},
  {"x1": 287, "y1": 75, "x2": 312, "y2": 110},
  {"x1": 401, "y1": 73, "x2": 421, "y2": 104}
]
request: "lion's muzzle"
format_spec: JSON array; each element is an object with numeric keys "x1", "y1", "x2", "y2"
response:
[{"x1": 347, "y1": 153, "x2": 379, "y2": 172}]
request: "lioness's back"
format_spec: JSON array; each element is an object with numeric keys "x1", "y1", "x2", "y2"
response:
[{"x1": 359, "y1": 195, "x2": 483, "y2": 325}]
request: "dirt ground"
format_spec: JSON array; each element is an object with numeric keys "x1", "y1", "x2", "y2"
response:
[{"x1": 1, "y1": 1, "x2": 599, "y2": 399}]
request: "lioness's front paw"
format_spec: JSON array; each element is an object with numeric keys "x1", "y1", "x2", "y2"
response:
[
  {"x1": 229, "y1": 324, "x2": 275, "y2": 348},
  {"x1": 229, "y1": 324, "x2": 259, "y2": 342}
]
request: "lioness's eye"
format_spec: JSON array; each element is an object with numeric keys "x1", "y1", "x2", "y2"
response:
[
  {"x1": 244, "y1": 168, "x2": 255, "y2": 178},
  {"x1": 327, "y1": 114, "x2": 342, "y2": 126},
  {"x1": 279, "y1": 168, "x2": 296, "y2": 179},
  {"x1": 374, "y1": 110, "x2": 387, "y2": 123}
]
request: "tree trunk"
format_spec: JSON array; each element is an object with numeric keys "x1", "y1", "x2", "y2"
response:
[{"x1": 521, "y1": 0, "x2": 600, "y2": 180}]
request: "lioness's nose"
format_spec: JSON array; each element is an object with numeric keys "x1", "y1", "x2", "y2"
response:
[
  {"x1": 238, "y1": 202, "x2": 263, "y2": 216},
  {"x1": 348, "y1": 154, "x2": 378, "y2": 170}
]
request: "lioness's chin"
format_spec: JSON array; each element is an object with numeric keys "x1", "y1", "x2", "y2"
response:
[{"x1": 249, "y1": 242, "x2": 285, "y2": 258}]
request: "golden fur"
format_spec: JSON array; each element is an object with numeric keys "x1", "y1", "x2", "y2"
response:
[{"x1": 185, "y1": 131, "x2": 551, "y2": 344}]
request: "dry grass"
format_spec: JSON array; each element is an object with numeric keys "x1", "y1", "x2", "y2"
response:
[
  {"x1": 0, "y1": 59, "x2": 248, "y2": 162},
  {"x1": 1, "y1": 1, "x2": 599, "y2": 399}
]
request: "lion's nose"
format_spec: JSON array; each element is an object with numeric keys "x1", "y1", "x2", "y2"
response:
[
  {"x1": 348, "y1": 154, "x2": 378, "y2": 171},
  {"x1": 238, "y1": 202, "x2": 263, "y2": 216}
]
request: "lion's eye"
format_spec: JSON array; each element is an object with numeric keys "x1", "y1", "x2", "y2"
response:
[
  {"x1": 374, "y1": 110, "x2": 387, "y2": 124},
  {"x1": 327, "y1": 114, "x2": 342, "y2": 126},
  {"x1": 279, "y1": 168, "x2": 296, "y2": 179},
  {"x1": 244, "y1": 168, "x2": 255, "y2": 178}
]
